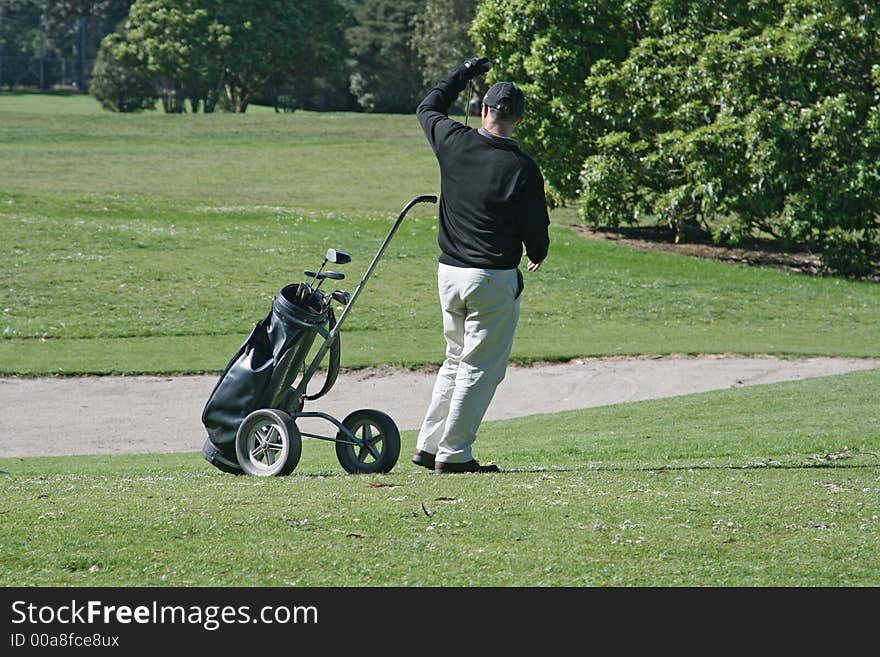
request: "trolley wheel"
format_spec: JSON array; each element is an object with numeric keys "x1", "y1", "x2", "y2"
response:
[
  {"x1": 335, "y1": 409, "x2": 400, "y2": 474},
  {"x1": 235, "y1": 409, "x2": 302, "y2": 477}
]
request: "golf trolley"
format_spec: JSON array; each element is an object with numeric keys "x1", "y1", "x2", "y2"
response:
[{"x1": 202, "y1": 195, "x2": 437, "y2": 476}]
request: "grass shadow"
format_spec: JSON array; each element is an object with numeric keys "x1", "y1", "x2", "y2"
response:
[{"x1": 506, "y1": 461, "x2": 879, "y2": 474}]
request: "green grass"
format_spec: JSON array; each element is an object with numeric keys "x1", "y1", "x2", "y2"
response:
[
  {"x1": 2, "y1": 369, "x2": 878, "y2": 586},
  {"x1": 3, "y1": 93, "x2": 877, "y2": 591},
  {"x1": 1, "y1": 93, "x2": 878, "y2": 375},
  {"x1": 0, "y1": 90, "x2": 292, "y2": 115},
  {"x1": 0, "y1": 91, "x2": 109, "y2": 115},
  {"x1": 0, "y1": 97, "x2": 438, "y2": 211},
  {"x1": 1, "y1": 193, "x2": 879, "y2": 374}
]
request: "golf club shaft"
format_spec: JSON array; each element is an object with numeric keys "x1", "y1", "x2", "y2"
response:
[
  {"x1": 464, "y1": 78, "x2": 473, "y2": 127},
  {"x1": 306, "y1": 258, "x2": 327, "y2": 289}
]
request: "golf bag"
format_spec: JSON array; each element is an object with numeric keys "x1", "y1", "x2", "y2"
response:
[{"x1": 201, "y1": 283, "x2": 340, "y2": 474}]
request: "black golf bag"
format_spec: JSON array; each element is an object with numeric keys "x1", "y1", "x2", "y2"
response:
[
  {"x1": 200, "y1": 194, "x2": 436, "y2": 477},
  {"x1": 201, "y1": 283, "x2": 340, "y2": 474}
]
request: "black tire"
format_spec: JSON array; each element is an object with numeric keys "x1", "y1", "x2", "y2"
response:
[
  {"x1": 335, "y1": 409, "x2": 401, "y2": 474},
  {"x1": 235, "y1": 409, "x2": 302, "y2": 476}
]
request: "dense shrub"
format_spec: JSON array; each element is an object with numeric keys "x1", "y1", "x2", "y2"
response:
[
  {"x1": 89, "y1": 50, "x2": 157, "y2": 112},
  {"x1": 474, "y1": 0, "x2": 880, "y2": 274}
]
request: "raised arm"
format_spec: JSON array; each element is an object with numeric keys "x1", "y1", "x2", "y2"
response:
[{"x1": 416, "y1": 57, "x2": 492, "y2": 153}]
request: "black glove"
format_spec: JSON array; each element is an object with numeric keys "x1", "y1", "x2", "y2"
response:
[{"x1": 462, "y1": 56, "x2": 492, "y2": 80}]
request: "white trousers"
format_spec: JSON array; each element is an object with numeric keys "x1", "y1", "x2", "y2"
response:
[{"x1": 416, "y1": 263, "x2": 521, "y2": 464}]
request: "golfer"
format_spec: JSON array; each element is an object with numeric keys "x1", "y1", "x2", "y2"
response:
[{"x1": 412, "y1": 57, "x2": 550, "y2": 474}]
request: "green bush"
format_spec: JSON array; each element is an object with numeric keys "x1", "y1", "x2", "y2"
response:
[
  {"x1": 474, "y1": 0, "x2": 880, "y2": 275},
  {"x1": 472, "y1": 0, "x2": 647, "y2": 204},
  {"x1": 821, "y1": 228, "x2": 875, "y2": 278},
  {"x1": 89, "y1": 50, "x2": 157, "y2": 113}
]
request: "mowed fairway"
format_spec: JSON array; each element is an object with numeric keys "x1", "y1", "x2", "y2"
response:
[
  {"x1": 1, "y1": 369, "x2": 878, "y2": 586},
  {"x1": 1, "y1": 94, "x2": 878, "y2": 587},
  {"x1": 0, "y1": 92, "x2": 437, "y2": 210},
  {"x1": 1, "y1": 94, "x2": 879, "y2": 374}
]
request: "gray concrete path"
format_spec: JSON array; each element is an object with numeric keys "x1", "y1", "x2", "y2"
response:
[{"x1": 1, "y1": 355, "x2": 878, "y2": 457}]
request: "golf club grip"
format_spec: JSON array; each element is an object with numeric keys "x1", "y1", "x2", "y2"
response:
[{"x1": 400, "y1": 195, "x2": 438, "y2": 216}]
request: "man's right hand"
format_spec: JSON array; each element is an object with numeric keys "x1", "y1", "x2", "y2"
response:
[{"x1": 462, "y1": 56, "x2": 492, "y2": 80}]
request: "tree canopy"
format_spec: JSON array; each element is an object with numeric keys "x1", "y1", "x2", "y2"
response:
[
  {"x1": 473, "y1": 0, "x2": 880, "y2": 274},
  {"x1": 346, "y1": 0, "x2": 425, "y2": 113},
  {"x1": 93, "y1": 0, "x2": 347, "y2": 113},
  {"x1": 412, "y1": 0, "x2": 477, "y2": 88},
  {"x1": 472, "y1": 0, "x2": 649, "y2": 202}
]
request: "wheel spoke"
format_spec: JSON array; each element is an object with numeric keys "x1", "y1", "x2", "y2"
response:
[
  {"x1": 266, "y1": 442, "x2": 284, "y2": 450},
  {"x1": 362, "y1": 425, "x2": 382, "y2": 458},
  {"x1": 335, "y1": 414, "x2": 398, "y2": 472},
  {"x1": 265, "y1": 449, "x2": 275, "y2": 466}
]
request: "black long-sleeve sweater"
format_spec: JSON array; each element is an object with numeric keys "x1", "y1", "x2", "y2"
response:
[{"x1": 416, "y1": 65, "x2": 550, "y2": 270}]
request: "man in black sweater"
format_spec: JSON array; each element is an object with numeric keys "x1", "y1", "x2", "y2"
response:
[{"x1": 412, "y1": 57, "x2": 550, "y2": 474}]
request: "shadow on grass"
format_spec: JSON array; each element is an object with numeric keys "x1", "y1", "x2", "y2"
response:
[
  {"x1": 506, "y1": 461, "x2": 879, "y2": 474},
  {"x1": 262, "y1": 458, "x2": 880, "y2": 479}
]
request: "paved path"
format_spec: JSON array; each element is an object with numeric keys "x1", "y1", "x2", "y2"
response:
[{"x1": 2, "y1": 355, "x2": 878, "y2": 457}]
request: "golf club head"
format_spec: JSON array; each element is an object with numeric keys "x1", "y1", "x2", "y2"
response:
[
  {"x1": 326, "y1": 248, "x2": 351, "y2": 265},
  {"x1": 331, "y1": 290, "x2": 351, "y2": 306},
  {"x1": 323, "y1": 271, "x2": 345, "y2": 281}
]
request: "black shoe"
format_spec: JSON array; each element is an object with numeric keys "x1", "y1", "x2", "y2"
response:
[
  {"x1": 434, "y1": 459, "x2": 500, "y2": 474},
  {"x1": 411, "y1": 450, "x2": 436, "y2": 470}
]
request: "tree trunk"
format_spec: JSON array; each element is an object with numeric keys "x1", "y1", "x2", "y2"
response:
[
  {"x1": 161, "y1": 90, "x2": 185, "y2": 113},
  {"x1": 224, "y1": 81, "x2": 250, "y2": 113},
  {"x1": 203, "y1": 88, "x2": 220, "y2": 113}
]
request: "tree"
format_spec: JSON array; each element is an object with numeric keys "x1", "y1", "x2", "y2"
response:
[
  {"x1": 473, "y1": 0, "x2": 880, "y2": 274},
  {"x1": 103, "y1": 0, "x2": 228, "y2": 112},
  {"x1": 89, "y1": 45, "x2": 156, "y2": 111},
  {"x1": 471, "y1": 0, "x2": 650, "y2": 203},
  {"x1": 214, "y1": 0, "x2": 346, "y2": 113},
  {"x1": 95, "y1": 0, "x2": 347, "y2": 113},
  {"x1": 346, "y1": 0, "x2": 425, "y2": 113},
  {"x1": 257, "y1": 1, "x2": 359, "y2": 113},
  {"x1": 412, "y1": 0, "x2": 481, "y2": 112},
  {"x1": 40, "y1": 0, "x2": 136, "y2": 91},
  {"x1": 581, "y1": 0, "x2": 880, "y2": 272},
  {"x1": 0, "y1": 0, "x2": 44, "y2": 90}
]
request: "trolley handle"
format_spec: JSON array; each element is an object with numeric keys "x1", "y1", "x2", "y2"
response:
[
  {"x1": 400, "y1": 195, "x2": 439, "y2": 215},
  {"x1": 292, "y1": 195, "x2": 437, "y2": 400},
  {"x1": 330, "y1": 194, "x2": 437, "y2": 335}
]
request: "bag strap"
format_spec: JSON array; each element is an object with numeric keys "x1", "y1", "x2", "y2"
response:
[{"x1": 303, "y1": 305, "x2": 341, "y2": 401}]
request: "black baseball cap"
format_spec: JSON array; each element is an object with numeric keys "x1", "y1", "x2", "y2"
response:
[{"x1": 482, "y1": 82, "x2": 525, "y2": 117}]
